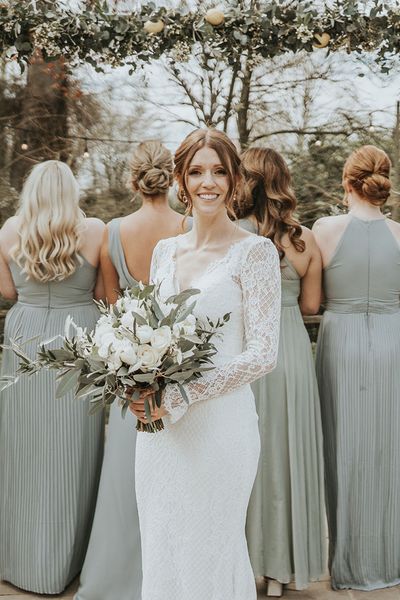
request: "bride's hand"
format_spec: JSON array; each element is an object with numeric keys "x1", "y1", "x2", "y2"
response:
[{"x1": 129, "y1": 388, "x2": 168, "y2": 423}]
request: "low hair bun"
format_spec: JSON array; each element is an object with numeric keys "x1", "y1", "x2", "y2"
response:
[
  {"x1": 137, "y1": 166, "x2": 172, "y2": 196},
  {"x1": 130, "y1": 140, "x2": 173, "y2": 197},
  {"x1": 361, "y1": 173, "x2": 391, "y2": 206},
  {"x1": 343, "y1": 144, "x2": 391, "y2": 207}
]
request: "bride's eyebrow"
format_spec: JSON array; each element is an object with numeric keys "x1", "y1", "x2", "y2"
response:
[{"x1": 189, "y1": 163, "x2": 224, "y2": 168}]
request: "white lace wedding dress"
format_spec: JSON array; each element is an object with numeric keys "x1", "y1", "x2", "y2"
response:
[{"x1": 135, "y1": 234, "x2": 281, "y2": 600}]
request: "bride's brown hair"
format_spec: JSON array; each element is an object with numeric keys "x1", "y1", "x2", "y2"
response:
[
  {"x1": 237, "y1": 147, "x2": 304, "y2": 259},
  {"x1": 174, "y1": 129, "x2": 241, "y2": 219}
]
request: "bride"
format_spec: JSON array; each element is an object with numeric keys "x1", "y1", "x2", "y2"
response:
[{"x1": 130, "y1": 129, "x2": 281, "y2": 600}]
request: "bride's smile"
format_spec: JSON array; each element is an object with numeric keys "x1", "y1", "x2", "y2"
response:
[{"x1": 186, "y1": 146, "x2": 230, "y2": 215}]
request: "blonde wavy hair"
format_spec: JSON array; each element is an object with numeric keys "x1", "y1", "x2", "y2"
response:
[
  {"x1": 11, "y1": 160, "x2": 86, "y2": 282},
  {"x1": 130, "y1": 140, "x2": 173, "y2": 196}
]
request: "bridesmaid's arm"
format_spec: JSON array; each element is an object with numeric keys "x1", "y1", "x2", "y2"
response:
[
  {"x1": 100, "y1": 226, "x2": 121, "y2": 305},
  {"x1": 299, "y1": 228, "x2": 322, "y2": 316},
  {"x1": 93, "y1": 269, "x2": 105, "y2": 301},
  {"x1": 0, "y1": 222, "x2": 17, "y2": 301}
]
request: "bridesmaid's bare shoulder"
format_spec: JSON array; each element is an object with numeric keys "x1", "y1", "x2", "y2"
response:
[
  {"x1": 0, "y1": 216, "x2": 20, "y2": 250},
  {"x1": 385, "y1": 217, "x2": 400, "y2": 245},
  {"x1": 312, "y1": 214, "x2": 349, "y2": 235}
]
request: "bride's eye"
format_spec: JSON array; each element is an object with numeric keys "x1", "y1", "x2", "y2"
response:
[
  {"x1": 215, "y1": 168, "x2": 227, "y2": 176},
  {"x1": 188, "y1": 169, "x2": 201, "y2": 176}
]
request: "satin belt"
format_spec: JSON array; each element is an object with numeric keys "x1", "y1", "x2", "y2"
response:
[
  {"x1": 281, "y1": 299, "x2": 299, "y2": 308},
  {"x1": 325, "y1": 301, "x2": 400, "y2": 315},
  {"x1": 15, "y1": 300, "x2": 94, "y2": 309}
]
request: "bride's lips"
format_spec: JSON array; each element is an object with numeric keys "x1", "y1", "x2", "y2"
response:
[{"x1": 198, "y1": 194, "x2": 219, "y2": 201}]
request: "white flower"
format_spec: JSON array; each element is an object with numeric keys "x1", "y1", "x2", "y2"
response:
[
  {"x1": 64, "y1": 315, "x2": 87, "y2": 341},
  {"x1": 136, "y1": 325, "x2": 154, "y2": 345},
  {"x1": 119, "y1": 342, "x2": 140, "y2": 367},
  {"x1": 106, "y1": 353, "x2": 123, "y2": 372},
  {"x1": 138, "y1": 345, "x2": 161, "y2": 370},
  {"x1": 151, "y1": 326, "x2": 172, "y2": 354},
  {"x1": 114, "y1": 297, "x2": 125, "y2": 312},
  {"x1": 174, "y1": 314, "x2": 197, "y2": 337},
  {"x1": 124, "y1": 297, "x2": 146, "y2": 318},
  {"x1": 94, "y1": 323, "x2": 115, "y2": 348},
  {"x1": 120, "y1": 311, "x2": 135, "y2": 330},
  {"x1": 97, "y1": 332, "x2": 118, "y2": 359}
]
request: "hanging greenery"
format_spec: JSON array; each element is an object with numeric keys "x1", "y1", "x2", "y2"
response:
[{"x1": 0, "y1": 0, "x2": 399, "y2": 73}]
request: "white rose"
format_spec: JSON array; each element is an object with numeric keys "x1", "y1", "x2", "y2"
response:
[
  {"x1": 182, "y1": 314, "x2": 196, "y2": 336},
  {"x1": 97, "y1": 331, "x2": 118, "y2": 358},
  {"x1": 123, "y1": 297, "x2": 146, "y2": 318},
  {"x1": 173, "y1": 323, "x2": 182, "y2": 338},
  {"x1": 151, "y1": 326, "x2": 172, "y2": 354},
  {"x1": 119, "y1": 342, "x2": 140, "y2": 367},
  {"x1": 93, "y1": 322, "x2": 114, "y2": 346},
  {"x1": 120, "y1": 311, "x2": 135, "y2": 330},
  {"x1": 138, "y1": 344, "x2": 161, "y2": 370},
  {"x1": 107, "y1": 353, "x2": 122, "y2": 372},
  {"x1": 174, "y1": 314, "x2": 197, "y2": 337},
  {"x1": 136, "y1": 324, "x2": 154, "y2": 344}
]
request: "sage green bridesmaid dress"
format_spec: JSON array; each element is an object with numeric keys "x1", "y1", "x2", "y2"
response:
[
  {"x1": 240, "y1": 219, "x2": 326, "y2": 590},
  {"x1": 75, "y1": 218, "x2": 142, "y2": 600},
  {"x1": 0, "y1": 257, "x2": 104, "y2": 594},
  {"x1": 316, "y1": 215, "x2": 400, "y2": 591}
]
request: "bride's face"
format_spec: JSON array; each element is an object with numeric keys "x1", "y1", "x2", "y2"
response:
[{"x1": 186, "y1": 146, "x2": 230, "y2": 216}]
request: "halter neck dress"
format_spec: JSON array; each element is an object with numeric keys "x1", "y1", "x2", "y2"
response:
[
  {"x1": 0, "y1": 257, "x2": 104, "y2": 594},
  {"x1": 239, "y1": 219, "x2": 326, "y2": 590},
  {"x1": 316, "y1": 215, "x2": 400, "y2": 590},
  {"x1": 75, "y1": 218, "x2": 142, "y2": 600}
]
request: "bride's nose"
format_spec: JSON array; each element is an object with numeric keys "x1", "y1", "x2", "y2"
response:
[{"x1": 202, "y1": 170, "x2": 216, "y2": 187}]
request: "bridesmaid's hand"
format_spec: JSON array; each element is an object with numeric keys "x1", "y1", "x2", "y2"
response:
[{"x1": 129, "y1": 388, "x2": 168, "y2": 423}]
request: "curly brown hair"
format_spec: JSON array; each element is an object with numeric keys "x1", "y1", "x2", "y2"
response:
[{"x1": 237, "y1": 147, "x2": 304, "y2": 259}]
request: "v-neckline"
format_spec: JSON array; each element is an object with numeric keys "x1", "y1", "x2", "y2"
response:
[{"x1": 171, "y1": 235, "x2": 255, "y2": 293}]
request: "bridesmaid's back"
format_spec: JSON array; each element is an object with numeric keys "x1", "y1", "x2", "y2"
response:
[
  {"x1": 9, "y1": 258, "x2": 96, "y2": 308},
  {"x1": 324, "y1": 216, "x2": 400, "y2": 313}
]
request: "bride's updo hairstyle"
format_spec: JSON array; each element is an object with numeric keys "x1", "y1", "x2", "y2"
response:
[
  {"x1": 343, "y1": 145, "x2": 391, "y2": 206},
  {"x1": 237, "y1": 147, "x2": 304, "y2": 259},
  {"x1": 11, "y1": 160, "x2": 85, "y2": 282},
  {"x1": 174, "y1": 128, "x2": 241, "y2": 218},
  {"x1": 130, "y1": 140, "x2": 173, "y2": 197}
]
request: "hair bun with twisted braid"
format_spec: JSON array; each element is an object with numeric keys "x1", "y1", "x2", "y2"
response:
[
  {"x1": 344, "y1": 145, "x2": 392, "y2": 206},
  {"x1": 130, "y1": 140, "x2": 173, "y2": 196}
]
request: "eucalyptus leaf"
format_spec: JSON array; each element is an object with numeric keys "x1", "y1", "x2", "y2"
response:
[
  {"x1": 134, "y1": 373, "x2": 155, "y2": 383},
  {"x1": 166, "y1": 288, "x2": 200, "y2": 305},
  {"x1": 178, "y1": 383, "x2": 190, "y2": 405},
  {"x1": 75, "y1": 383, "x2": 97, "y2": 399},
  {"x1": 55, "y1": 369, "x2": 80, "y2": 398}
]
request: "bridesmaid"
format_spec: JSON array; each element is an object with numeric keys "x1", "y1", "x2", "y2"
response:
[
  {"x1": 238, "y1": 148, "x2": 326, "y2": 595},
  {"x1": 313, "y1": 145, "x2": 400, "y2": 591},
  {"x1": 75, "y1": 140, "x2": 189, "y2": 600},
  {"x1": 0, "y1": 161, "x2": 105, "y2": 594}
]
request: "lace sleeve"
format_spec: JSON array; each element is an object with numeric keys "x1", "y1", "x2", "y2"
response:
[{"x1": 163, "y1": 238, "x2": 281, "y2": 423}]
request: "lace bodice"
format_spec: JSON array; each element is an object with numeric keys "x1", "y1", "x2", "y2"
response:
[{"x1": 150, "y1": 234, "x2": 281, "y2": 423}]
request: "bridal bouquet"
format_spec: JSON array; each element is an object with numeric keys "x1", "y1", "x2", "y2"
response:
[{"x1": 4, "y1": 284, "x2": 230, "y2": 432}]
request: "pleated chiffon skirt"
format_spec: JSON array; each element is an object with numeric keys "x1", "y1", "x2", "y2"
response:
[
  {"x1": 0, "y1": 302, "x2": 104, "y2": 594},
  {"x1": 246, "y1": 304, "x2": 326, "y2": 590},
  {"x1": 316, "y1": 309, "x2": 400, "y2": 590},
  {"x1": 74, "y1": 403, "x2": 142, "y2": 600}
]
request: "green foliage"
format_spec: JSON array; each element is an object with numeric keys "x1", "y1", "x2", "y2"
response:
[{"x1": 0, "y1": 1, "x2": 398, "y2": 72}]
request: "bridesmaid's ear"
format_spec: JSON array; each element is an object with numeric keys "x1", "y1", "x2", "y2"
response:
[{"x1": 342, "y1": 178, "x2": 352, "y2": 195}]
